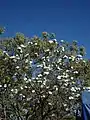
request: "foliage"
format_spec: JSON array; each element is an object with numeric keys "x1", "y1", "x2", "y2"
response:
[
  {"x1": 0, "y1": 27, "x2": 5, "y2": 34},
  {"x1": 83, "y1": 60, "x2": 90, "y2": 87},
  {"x1": 0, "y1": 32, "x2": 88, "y2": 120}
]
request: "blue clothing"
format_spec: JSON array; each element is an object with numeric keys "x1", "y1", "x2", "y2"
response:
[{"x1": 82, "y1": 91, "x2": 90, "y2": 120}]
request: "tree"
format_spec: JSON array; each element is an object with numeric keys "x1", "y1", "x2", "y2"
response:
[{"x1": 0, "y1": 32, "x2": 87, "y2": 120}]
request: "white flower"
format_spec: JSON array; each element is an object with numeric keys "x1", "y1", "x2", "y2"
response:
[
  {"x1": 32, "y1": 90, "x2": 35, "y2": 93},
  {"x1": 17, "y1": 46, "x2": 22, "y2": 50},
  {"x1": 10, "y1": 56, "x2": 16, "y2": 59},
  {"x1": 46, "y1": 86, "x2": 49, "y2": 89},
  {"x1": 48, "y1": 67, "x2": 52, "y2": 70},
  {"x1": 71, "y1": 77, "x2": 74, "y2": 80},
  {"x1": 34, "y1": 53, "x2": 38, "y2": 56},
  {"x1": 74, "y1": 71, "x2": 78, "y2": 74},
  {"x1": 64, "y1": 83, "x2": 68, "y2": 86},
  {"x1": 20, "y1": 86, "x2": 23, "y2": 90},
  {"x1": 69, "y1": 96, "x2": 74, "y2": 100},
  {"x1": 38, "y1": 80, "x2": 42, "y2": 83},
  {"x1": 16, "y1": 56, "x2": 20, "y2": 60},
  {"x1": 48, "y1": 91, "x2": 52, "y2": 95},
  {"x1": 53, "y1": 85, "x2": 57, "y2": 88},
  {"x1": 56, "y1": 50, "x2": 59, "y2": 53},
  {"x1": 83, "y1": 60, "x2": 86, "y2": 63},
  {"x1": 62, "y1": 47, "x2": 65, "y2": 52},
  {"x1": 3, "y1": 51, "x2": 7, "y2": 53},
  {"x1": 0, "y1": 85, "x2": 2, "y2": 87},
  {"x1": 47, "y1": 57, "x2": 50, "y2": 59},
  {"x1": 42, "y1": 56, "x2": 45, "y2": 59},
  {"x1": 83, "y1": 87, "x2": 86, "y2": 90},
  {"x1": 56, "y1": 87, "x2": 58, "y2": 91},
  {"x1": 44, "y1": 71, "x2": 49, "y2": 75},
  {"x1": 28, "y1": 41, "x2": 32, "y2": 44},
  {"x1": 61, "y1": 86, "x2": 65, "y2": 89},
  {"x1": 11, "y1": 89, "x2": 14, "y2": 92},
  {"x1": 14, "y1": 89, "x2": 18, "y2": 94},
  {"x1": 72, "y1": 81, "x2": 75, "y2": 84},
  {"x1": 57, "y1": 76, "x2": 61, "y2": 79},
  {"x1": 71, "y1": 66, "x2": 73, "y2": 69},
  {"x1": 25, "y1": 53, "x2": 29, "y2": 58},
  {"x1": 43, "y1": 61, "x2": 46, "y2": 66},
  {"x1": 53, "y1": 85, "x2": 58, "y2": 91},
  {"x1": 61, "y1": 40, "x2": 64, "y2": 42},
  {"x1": 24, "y1": 77, "x2": 27, "y2": 81},
  {"x1": 69, "y1": 57, "x2": 71, "y2": 59},
  {"x1": 71, "y1": 56, "x2": 75, "y2": 61},
  {"x1": 52, "y1": 114, "x2": 55, "y2": 117},
  {"x1": 23, "y1": 109, "x2": 28, "y2": 114},
  {"x1": 35, "y1": 43, "x2": 37, "y2": 45},
  {"x1": 42, "y1": 95, "x2": 45, "y2": 98},
  {"x1": 25, "y1": 59, "x2": 29, "y2": 63},
  {"x1": 57, "y1": 66, "x2": 61, "y2": 70},
  {"x1": 44, "y1": 66, "x2": 48, "y2": 69},
  {"x1": 30, "y1": 61, "x2": 33, "y2": 64},
  {"x1": 24, "y1": 86, "x2": 28, "y2": 88},
  {"x1": 23, "y1": 95, "x2": 25, "y2": 98},
  {"x1": 45, "y1": 49, "x2": 49, "y2": 52},
  {"x1": 57, "y1": 58, "x2": 62, "y2": 63},
  {"x1": 13, "y1": 59, "x2": 17, "y2": 62},
  {"x1": 25, "y1": 66, "x2": 28, "y2": 69},
  {"x1": 63, "y1": 55, "x2": 68, "y2": 59},
  {"x1": 64, "y1": 104, "x2": 67, "y2": 107},
  {"x1": 75, "y1": 87, "x2": 80, "y2": 91},
  {"x1": 49, "y1": 40, "x2": 53, "y2": 43},
  {"x1": 15, "y1": 54, "x2": 20, "y2": 60},
  {"x1": 66, "y1": 108, "x2": 69, "y2": 111},
  {"x1": 43, "y1": 81, "x2": 46, "y2": 85},
  {"x1": 38, "y1": 74, "x2": 42, "y2": 77},
  {"x1": 28, "y1": 79, "x2": 31, "y2": 82},
  {"x1": 41, "y1": 85, "x2": 44, "y2": 88},
  {"x1": 63, "y1": 72, "x2": 66, "y2": 75},
  {"x1": 20, "y1": 44, "x2": 26, "y2": 48},
  {"x1": 76, "y1": 94, "x2": 80, "y2": 97},
  {"x1": 25, "y1": 80, "x2": 29, "y2": 83},
  {"x1": 32, "y1": 77, "x2": 35, "y2": 80},
  {"x1": 37, "y1": 64, "x2": 43, "y2": 67},
  {"x1": 27, "y1": 97, "x2": 31, "y2": 101},
  {"x1": 20, "y1": 50, "x2": 23, "y2": 53},
  {"x1": 4, "y1": 84, "x2": 7, "y2": 88},
  {"x1": 66, "y1": 70, "x2": 69, "y2": 72},
  {"x1": 16, "y1": 66, "x2": 19, "y2": 69},
  {"x1": 71, "y1": 87, "x2": 76, "y2": 92},
  {"x1": 72, "y1": 93, "x2": 75, "y2": 95},
  {"x1": 48, "y1": 103, "x2": 52, "y2": 105},
  {"x1": 16, "y1": 54, "x2": 19, "y2": 57},
  {"x1": 77, "y1": 55, "x2": 82, "y2": 58}
]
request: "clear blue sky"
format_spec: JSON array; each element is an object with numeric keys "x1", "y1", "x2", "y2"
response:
[{"x1": 0, "y1": 0, "x2": 90, "y2": 58}]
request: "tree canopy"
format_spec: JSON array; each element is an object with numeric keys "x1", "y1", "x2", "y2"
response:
[{"x1": 0, "y1": 31, "x2": 89, "y2": 120}]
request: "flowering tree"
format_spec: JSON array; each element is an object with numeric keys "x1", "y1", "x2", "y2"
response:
[{"x1": 0, "y1": 32, "x2": 87, "y2": 120}]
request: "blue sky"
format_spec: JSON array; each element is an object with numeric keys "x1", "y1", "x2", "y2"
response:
[{"x1": 0, "y1": 0, "x2": 90, "y2": 58}]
